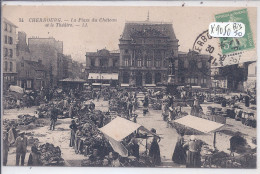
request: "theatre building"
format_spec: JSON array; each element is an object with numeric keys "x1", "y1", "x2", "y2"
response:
[
  {"x1": 118, "y1": 20, "x2": 179, "y2": 87},
  {"x1": 85, "y1": 49, "x2": 120, "y2": 87}
]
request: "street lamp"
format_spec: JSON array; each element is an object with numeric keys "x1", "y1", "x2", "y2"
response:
[{"x1": 166, "y1": 50, "x2": 178, "y2": 95}]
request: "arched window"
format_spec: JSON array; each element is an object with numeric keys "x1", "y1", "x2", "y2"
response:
[
  {"x1": 145, "y1": 72, "x2": 152, "y2": 84},
  {"x1": 154, "y1": 50, "x2": 162, "y2": 67},
  {"x1": 136, "y1": 50, "x2": 142, "y2": 67},
  {"x1": 155, "y1": 72, "x2": 161, "y2": 84},
  {"x1": 145, "y1": 50, "x2": 152, "y2": 67},
  {"x1": 124, "y1": 55, "x2": 130, "y2": 67},
  {"x1": 122, "y1": 72, "x2": 130, "y2": 83}
]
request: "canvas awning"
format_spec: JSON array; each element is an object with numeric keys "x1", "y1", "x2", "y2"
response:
[
  {"x1": 60, "y1": 77, "x2": 86, "y2": 83},
  {"x1": 9, "y1": 85, "x2": 24, "y2": 94},
  {"x1": 145, "y1": 84, "x2": 156, "y2": 87},
  {"x1": 92, "y1": 83, "x2": 102, "y2": 86},
  {"x1": 99, "y1": 117, "x2": 157, "y2": 156},
  {"x1": 173, "y1": 115, "x2": 225, "y2": 134},
  {"x1": 102, "y1": 84, "x2": 110, "y2": 86},
  {"x1": 88, "y1": 73, "x2": 118, "y2": 80},
  {"x1": 121, "y1": 84, "x2": 130, "y2": 87},
  {"x1": 192, "y1": 86, "x2": 201, "y2": 89}
]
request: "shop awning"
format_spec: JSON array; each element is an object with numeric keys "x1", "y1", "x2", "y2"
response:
[
  {"x1": 60, "y1": 77, "x2": 86, "y2": 83},
  {"x1": 121, "y1": 84, "x2": 130, "y2": 87},
  {"x1": 145, "y1": 84, "x2": 156, "y2": 87},
  {"x1": 88, "y1": 73, "x2": 118, "y2": 80},
  {"x1": 92, "y1": 83, "x2": 102, "y2": 86},
  {"x1": 102, "y1": 84, "x2": 110, "y2": 86},
  {"x1": 192, "y1": 86, "x2": 201, "y2": 89},
  {"x1": 9, "y1": 85, "x2": 24, "y2": 94},
  {"x1": 173, "y1": 115, "x2": 225, "y2": 134}
]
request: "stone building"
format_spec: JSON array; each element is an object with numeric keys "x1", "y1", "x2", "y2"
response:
[
  {"x1": 85, "y1": 49, "x2": 120, "y2": 86},
  {"x1": 118, "y1": 20, "x2": 179, "y2": 87},
  {"x1": 28, "y1": 37, "x2": 63, "y2": 87},
  {"x1": 16, "y1": 60, "x2": 47, "y2": 90},
  {"x1": 2, "y1": 18, "x2": 18, "y2": 90}
]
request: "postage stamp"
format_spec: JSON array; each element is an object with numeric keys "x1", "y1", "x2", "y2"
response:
[{"x1": 215, "y1": 8, "x2": 255, "y2": 54}]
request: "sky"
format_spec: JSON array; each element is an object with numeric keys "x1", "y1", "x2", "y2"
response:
[{"x1": 2, "y1": 5, "x2": 257, "y2": 63}]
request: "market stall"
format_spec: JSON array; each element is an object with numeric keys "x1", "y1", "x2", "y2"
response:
[
  {"x1": 99, "y1": 117, "x2": 158, "y2": 157},
  {"x1": 172, "y1": 115, "x2": 225, "y2": 148}
]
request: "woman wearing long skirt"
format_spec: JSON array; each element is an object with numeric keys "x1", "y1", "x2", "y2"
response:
[
  {"x1": 172, "y1": 132, "x2": 186, "y2": 165},
  {"x1": 149, "y1": 129, "x2": 161, "y2": 166},
  {"x1": 69, "y1": 120, "x2": 77, "y2": 147}
]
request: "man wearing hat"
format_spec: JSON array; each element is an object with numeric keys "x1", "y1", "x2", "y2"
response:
[{"x1": 15, "y1": 132, "x2": 28, "y2": 166}]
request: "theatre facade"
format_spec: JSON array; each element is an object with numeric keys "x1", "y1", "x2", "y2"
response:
[{"x1": 85, "y1": 20, "x2": 211, "y2": 88}]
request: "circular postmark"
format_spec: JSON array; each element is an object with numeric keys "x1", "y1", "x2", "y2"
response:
[{"x1": 192, "y1": 29, "x2": 245, "y2": 77}]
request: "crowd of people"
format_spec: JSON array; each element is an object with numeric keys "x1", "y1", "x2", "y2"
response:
[{"x1": 2, "y1": 84, "x2": 256, "y2": 167}]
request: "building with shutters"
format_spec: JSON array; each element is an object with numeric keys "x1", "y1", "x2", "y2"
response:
[{"x1": 2, "y1": 18, "x2": 18, "y2": 90}]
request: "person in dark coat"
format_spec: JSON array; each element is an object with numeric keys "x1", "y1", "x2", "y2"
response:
[
  {"x1": 245, "y1": 95, "x2": 250, "y2": 107},
  {"x1": 149, "y1": 129, "x2": 161, "y2": 166},
  {"x1": 128, "y1": 138, "x2": 140, "y2": 160},
  {"x1": 3, "y1": 131, "x2": 9, "y2": 166},
  {"x1": 15, "y1": 132, "x2": 28, "y2": 166},
  {"x1": 183, "y1": 135, "x2": 202, "y2": 168},
  {"x1": 50, "y1": 106, "x2": 58, "y2": 131},
  {"x1": 69, "y1": 120, "x2": 78, "y2": 147},
  {"x1": 172, "y1": 132, "x2": 186, "y2": 165},
  {"x1": 28, "y1": 146, "x2": 42, "y2": 166}
]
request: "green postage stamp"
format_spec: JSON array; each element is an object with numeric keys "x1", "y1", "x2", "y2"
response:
[{"x1": 215, "y1": 8, "x2": 255, "y2": 54}]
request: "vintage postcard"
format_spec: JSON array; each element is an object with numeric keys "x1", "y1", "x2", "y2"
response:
[{"x1": 1, "y1": 2, "x2": 258, "y2": 173}]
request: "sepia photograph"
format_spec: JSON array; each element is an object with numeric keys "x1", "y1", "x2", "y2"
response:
[{"x1": 1, "y1": 3, "x2": 257, "y2": 170}]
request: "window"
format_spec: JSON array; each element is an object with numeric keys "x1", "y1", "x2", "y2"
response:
[
  {"x1": 9, "y1": 26, "x2": 12, "y2": 33},
  {"x1": 113, "y1": 59, "x2": 117, "y2": 67},
  {"x1": 155, "y1": 73, "x2": 161, "y2": 84},
  {"x1": 21, "y1": 62, "x2": 24, "y2": 67},
  {"x1": 122, "y1": 72, "x2": 130, "y2": 83},
  {"x1": 4, "y1": 23, "x2": 7, "y2": 31},
  {"x1": 145, "y1": 72, "x2": 152, "y2": 84},
  {"x1": 146, "y1": 57, "x2": 152, "y2": 67},
  {"x1": 124, "y1": 55, "x2": 130, "y2": 66},
  {"x1": 26, "y1": 70, "x2": 30, "y2": 77},
  {"x1": 100, "y1": 58, "x2": 108, "y2": 67},
  {"x1": 9, "y1": 49, "x2": 13, "y2": 58},
  {"x1": 125, "y1": 49, "x2": 129, "y2": 54},
  {"x1": 136, "y1": 50, "x2": 142, "y2": 67},
  {"x1": 184, "y1": 59, "x2": 189, "y2": 68},
  {"x1": 154, "y1": 50, "x2": 161, "y2": 67},
  {"x1": 201, "y1": 78, "x2": 207, "y2": 84},
  {"x1": 27, "y1": 80, "x2": 32, "y2": 89},
  {"x1": 4, "y1": 61, "x2": 8, "y2": 72},
  {"x1": 8, "y1": 37, "x2": 13, "y2": 45},
  {"x1": 145, "y1": 50, "x2": 153, "y2": 67},
  {"x1": 11, "y1": 76, "x2": 14, "y2": 81},
  {"x1": 10, "y1": 62, "x2": 13, "y2": 72},
  {"x1": 91, "y1": 59, "x2": 95, "y2": 67},
  {"x1": 4, "y1": 48, "x2": 8, "y2": 57},
  {"x1": 137, "y1": 58, "x2": 142, "y2": 67},
  {"x1": 197, "y1": 61, "x2": 202, "y2": 68},
  {"x1": 4, "y1": 35, "x2": 8, "y2": 44}
]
